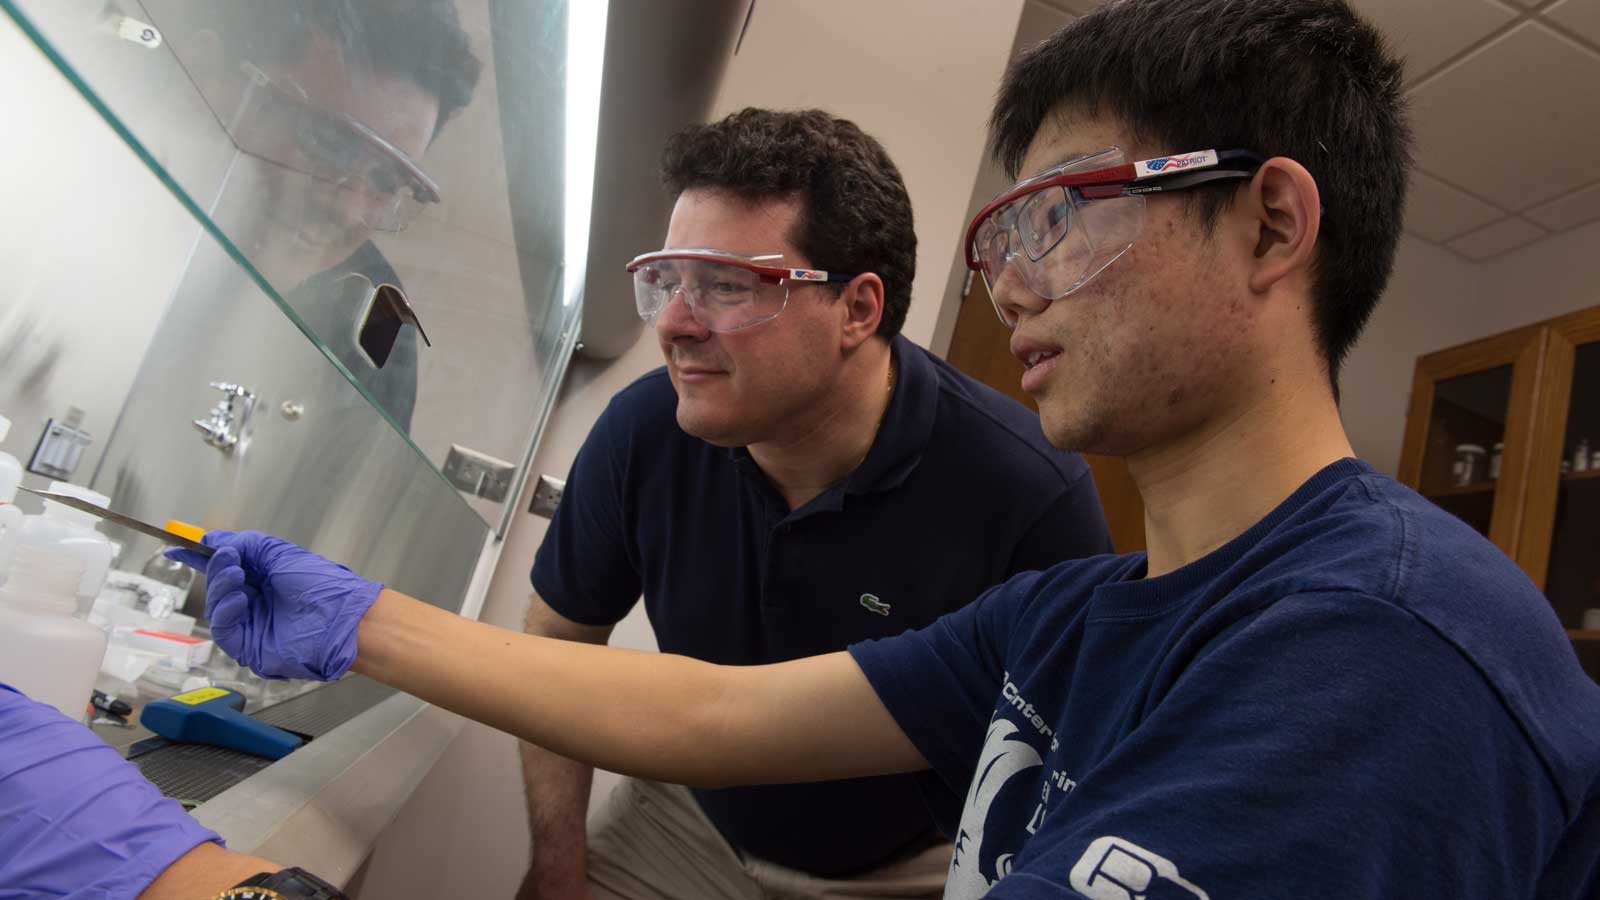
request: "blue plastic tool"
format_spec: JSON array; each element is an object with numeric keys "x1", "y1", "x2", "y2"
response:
[{"x1": 139, "y1": 686, "x2": 304, "y2": 760}]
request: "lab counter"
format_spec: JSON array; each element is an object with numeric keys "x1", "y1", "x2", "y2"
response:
[
  {"x1": 97, "y1": 675, "x2": 465, "y2": 885},
  {"x1": 191, "y1": 678, "x2": 464, "y2": 882}
]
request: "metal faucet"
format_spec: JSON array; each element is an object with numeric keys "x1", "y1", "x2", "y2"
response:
[{"x1": 193, "y1": 382, "x2": 257, "y2": 452}]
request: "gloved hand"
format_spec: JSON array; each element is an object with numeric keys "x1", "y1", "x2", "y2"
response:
[
  {"x1": 0, "y1": 682, "x2": 222, "y2": 896},
  {"x1": 167, "y1": 531, "x2": 384, "y2": 681}
]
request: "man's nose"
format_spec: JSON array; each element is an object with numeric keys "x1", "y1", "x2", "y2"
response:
[
  {"x1": 990, "y1": 266, "x2": 1049, "y2": 325},
  {"x1": 332, "y1": 181, "x2": 390, "y2": 230},
  {"x1": 655, "y1": 288, "x2": 711, "y2": 341}
]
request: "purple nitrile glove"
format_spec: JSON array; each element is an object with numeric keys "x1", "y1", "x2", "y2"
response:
[
  {"x1": 166, "y1": 530, "x2": 383, "y2": 682},
  {"x1": 0, "y1": 682, "x2": 222, "y2": 897}
]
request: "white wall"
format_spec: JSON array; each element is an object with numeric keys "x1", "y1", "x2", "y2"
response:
[
  {"x1": 1340, "y1": 219, "x2": 1600, "y2": 476},
  {"x1": 930, "y1": 0, "x2": 1074, "y2": 356},
  {"x1": 353, "y1": 2, "x2": 1029, "y2": 895},
  {"x1": 1340, "y1": 236, "x2": 1484, "y2": 475}
]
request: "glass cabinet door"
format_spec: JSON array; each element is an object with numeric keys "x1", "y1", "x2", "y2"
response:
[
  {"x1": 1399, "y1": 325, "x2": 1546, "y2": 565},
  {"x1": 1520, "y1": 307, "x2": 1600, "y2": 679}
]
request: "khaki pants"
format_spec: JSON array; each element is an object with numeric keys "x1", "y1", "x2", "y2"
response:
[{"x1": 587, "y1": 778, "x2": 951, "y2": 900}]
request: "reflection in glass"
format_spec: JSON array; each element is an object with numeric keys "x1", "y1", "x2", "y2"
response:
[
  {"x1": 1419, "y1": 365, "x2": 1513, "y2": 536},
  {"x1": 229, "y1": 61, "x2": 443, "y2": 234},
  {"x1": 141, "y1": 0, "x2": 485, "y2": 437},
  {"x1": 356, "y1": 281, "x2": 432, "y2": 370},
  {"x1": 142, "y1": 0, "x2": 482, "y2": 295},
  {"x1": 4, "y1": 0, "x2": 589, "y2": 527}
]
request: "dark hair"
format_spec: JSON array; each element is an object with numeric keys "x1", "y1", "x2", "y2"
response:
[
  {"x1": 204, "y1": 0, "x2": 481, "y2": 139},
  {"x1": 990, "y1": 0, "x2": 1411, "y2": 396},
  {"x1": 660, "y1": 108, "x2": 917, "y2": 339}
]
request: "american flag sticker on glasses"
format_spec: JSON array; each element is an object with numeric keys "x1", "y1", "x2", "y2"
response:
[{"x1": 1134, "y1": 150, "x2": 1218, "y2": 178}]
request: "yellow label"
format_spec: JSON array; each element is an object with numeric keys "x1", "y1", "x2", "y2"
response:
[
  {"x1": 171, "y1": 687, "x2": 229, "y2": 705},
  {"x1": 165, "y1": 520, "x2": 207, "y2": 543}
]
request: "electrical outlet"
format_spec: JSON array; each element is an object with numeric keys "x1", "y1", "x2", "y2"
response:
[
  {"x1": 443, "y1": 444, "x2": 516, "y2": 502},
  {"x1": 28, "y1": 410, "x2": 93, "y2": 480},
  {"x1": 529, "y1": 474, "x2": 565, "y2": 518}
]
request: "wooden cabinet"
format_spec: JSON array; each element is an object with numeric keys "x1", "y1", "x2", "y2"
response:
[{"x1": 1399, "y1": 305, "x2": 1600, "y2": 679}]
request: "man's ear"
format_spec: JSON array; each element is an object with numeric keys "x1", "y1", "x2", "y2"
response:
[
  {"x1": 1242, "y1": 157, "x2": 1321, "y2": 296},
  {"x1": 839, "y1": 273, "x2": 886, "y2": 350}
]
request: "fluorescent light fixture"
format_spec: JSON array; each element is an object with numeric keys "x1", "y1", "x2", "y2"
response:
[{"x1": 563, "y1": 0, "x2": 607, "y2": 308}]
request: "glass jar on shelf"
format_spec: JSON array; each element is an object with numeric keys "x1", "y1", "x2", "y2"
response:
[{"x1": 1452, "y1": 444, "x2": 1487, "y2": 486}]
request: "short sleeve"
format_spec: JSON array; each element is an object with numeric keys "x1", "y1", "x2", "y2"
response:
[
  {"x1": 987, "y1": 591, "x2": 1564, "y2": 899},
  {"x1": 531, "y1": 394, "x2": 643, "y2": 626},
  {"x1": 850, "y1": 571, "x2": 1046, "y2": 809},
  {"x1": 1008, "y1": 468, "x2": 1114, "y2": 573}
]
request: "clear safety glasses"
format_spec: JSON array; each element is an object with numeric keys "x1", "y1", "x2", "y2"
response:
[
  {"x1": 965, "y1": 148, "x2": 1264, "y2": 326},
  {"x1": 233, "y1": 62, "x2": 441, "y2": 232},
  {"x1": 625, "y1": 249, "x2": 859, "y2": 333}
]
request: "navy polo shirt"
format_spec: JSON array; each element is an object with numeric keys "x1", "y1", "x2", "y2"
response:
[{"x1": 532, "y1": 334, "x2": 1112, "y2": 877}]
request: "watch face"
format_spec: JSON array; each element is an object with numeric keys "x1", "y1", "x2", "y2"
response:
[{"x1": 214, "y1": 890, "x2": 284, "y2": 899}]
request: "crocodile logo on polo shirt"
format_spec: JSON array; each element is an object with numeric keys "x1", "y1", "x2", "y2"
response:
[{"x1": 860, "y1": 593, "x2": 891, "y2": 616}]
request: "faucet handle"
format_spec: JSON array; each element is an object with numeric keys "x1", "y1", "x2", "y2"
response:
[
  {"x1": 208, "y1": 381, "x2": 253, "y2": 398},
  {"x1": 196, "y1": 381, "x2": 256, "y2": 453}
]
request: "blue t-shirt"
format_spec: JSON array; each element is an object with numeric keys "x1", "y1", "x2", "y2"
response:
[
  {"x1": 851, "y1": 459, "x2": 1600, "y2": 898},
  {"x1": 533, "y1": 335, "x2": 1113, "y2": 876}
]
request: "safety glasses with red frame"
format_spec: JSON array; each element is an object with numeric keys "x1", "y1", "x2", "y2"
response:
[
  {"x1": 625, "y1": 248, "x2": 859, "y2": 333},
  {"x1": 964, "y1": 148, "x2": 1264, "y2": 326}
]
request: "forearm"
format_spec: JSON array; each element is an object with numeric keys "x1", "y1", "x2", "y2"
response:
[
  {"x1": 353, "y1": 589, "x2": 927, "y2": 787},
  {"x1": 137, "y1": 843, "x2": 282, "y2": 900},
  {"x1": 356, "y1": 589, "x2": 741, "y2": 785},
  {"x1": 518, "y1": 742, "x2": 594, "y2": 895}
]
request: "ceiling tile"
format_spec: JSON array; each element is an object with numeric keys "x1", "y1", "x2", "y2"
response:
[
  {"x1": 1404, "y1": 171, "x2": 1508, "y2": 241},
  {"x1": 1445, "y1": 217, "x2": 1549, "y2": 259},
  {"x1": 1409, "y1": 22, "x2": 1600, "y2": 210},
  {"x1": 1523, "y1": 180, "x2": 1600, "y2": 230},
  {"x1": 1350, "y1": 0, "x2": 1517, "y2": 82},
  {"x1": 1544, "y1": 0, "x2": 1600, "y2": 46}
]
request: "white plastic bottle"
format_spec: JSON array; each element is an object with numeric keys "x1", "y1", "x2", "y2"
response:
[
  {"x1": 0, "y1": 544, "x2": 106, "y2": 720},
  {"x1": 0, "y1": 414, "x2": 22, "y2": 586},
  {"x1": 18, "y1": 481, "x2": 114, "y2": 617}
]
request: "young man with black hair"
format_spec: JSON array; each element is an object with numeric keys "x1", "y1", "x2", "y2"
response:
[{"x1": 167, "y1": 1, "x2": 1599, "y2": 897}]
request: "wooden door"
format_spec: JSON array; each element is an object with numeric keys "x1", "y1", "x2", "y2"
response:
[
  {"x1": 945, "y1": 272, "x2": 1147, "y2": 553},
  {"x1": 1396, "y1": 324, "x2": 1547, "y2": 578}
]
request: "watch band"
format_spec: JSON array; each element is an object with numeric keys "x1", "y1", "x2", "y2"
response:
[{"x1": 213, "y1": 867, "x2": 348, "y2": 900}]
